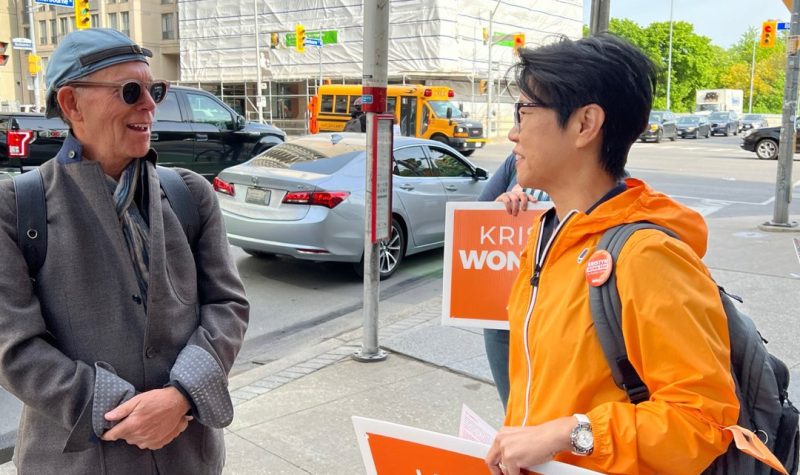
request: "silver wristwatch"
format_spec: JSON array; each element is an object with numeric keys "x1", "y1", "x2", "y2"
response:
[{"x1": 570, "y1": 413, "x2": 594, "y2": 456}]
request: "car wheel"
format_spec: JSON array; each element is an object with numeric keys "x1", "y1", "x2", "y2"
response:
[
  {"x1": 755, "y1": 138, "x2": 779, "y2": 160},
  {"x1": 655, "y1": 130, "x2": 662, "y2": 143},
  {"x1": 694, "y1": 131, "x2": 699, "y2": 139},
  {"x1": 670, "y1": 131, "x2": 677, "y2": 141},
  {"x1": 724, "y1": 128, "x2": 729, "y2": 137},
  {"x1": 243, "y1": 248, "x2": 274, "y2": 258},
  {"x1": 353, "y1": 218, "x2": 406, "y2": 280},
  {"x1": 705, "y1": 129, "x2": 710, "y2": 138}
]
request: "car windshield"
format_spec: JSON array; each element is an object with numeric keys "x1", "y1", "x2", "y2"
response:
[
  {"x1": 649, "y1": 112, "x2": 663, "y2": 122},
  {"x1": 708, "y1": 113, "x2": 728, "y2": 121},
  {"x1": 249, "y1": 138, "x2": 364, "y2": 175},
  {"x1": 743, "y1": 114, "x2": 762, "y2": 120},
  {"x1": 428, "y1": 101, "x2": 464, "y2": 119},
  {"x1": 677, "y1": 117, "x2": 700, "y2": 125}
]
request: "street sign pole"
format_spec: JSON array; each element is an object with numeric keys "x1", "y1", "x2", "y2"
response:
[
  {"x1": 253, "y1": 0, "x2": 264, "y2": 124},
  {"x1": 26, "y1": 0, "x2": 41, "y2": 111},
  {"x1": 353, "y1": 0, "x2": 390, "y2": 363},
  {"x1": 762, "y1": 0, "x2": 800, "y2": 230}
]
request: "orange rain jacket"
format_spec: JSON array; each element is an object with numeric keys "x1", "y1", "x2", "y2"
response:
[{"x1": 504, "y1": 178, "x2": 739, "y2": 475}]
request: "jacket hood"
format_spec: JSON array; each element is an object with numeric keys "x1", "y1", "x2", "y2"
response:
[{"x1": 559, "y1": 177, "x2": 708, "y2": 258}]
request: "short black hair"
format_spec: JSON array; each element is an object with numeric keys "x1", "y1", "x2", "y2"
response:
[{"x1": 514, "y1": 34, "x2": 656, "y2": 179}]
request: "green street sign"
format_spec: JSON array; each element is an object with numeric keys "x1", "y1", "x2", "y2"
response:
[
  {"x1": 285, "y1": 30, "x2": 338, "y2": 47},
  {"x1": 494, "y1": 32, "x2": 514, "y2": 47}
]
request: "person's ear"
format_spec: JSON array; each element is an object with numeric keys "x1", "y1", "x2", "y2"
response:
[
  {"x1": 57, "y1": 86, "x2": 83, "y2": 123},
  {"x1": 572, "y1": 104, "x2": 605, "y2": 149}
]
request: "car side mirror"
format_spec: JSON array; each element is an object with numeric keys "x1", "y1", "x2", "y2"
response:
[
  {"x1": 446, "y1": 108, "x2": 453, "y2": 120},
  {"x1": 235, "y1": 115, "x2": 246, "y2": 130},
  {"x1": 473, "y1": 167, "x2": 488, "y2": 181},
  {"x1": 463, "y1": 112, "x2": 470, "y2": 118}
]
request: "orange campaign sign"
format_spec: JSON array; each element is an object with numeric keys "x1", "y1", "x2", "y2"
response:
[
  {"x1": 352, "y1": 416, "x2": 602, "y2": 475},
  {"x1": 442, "y1": 202, "x2": 552, "y2": 329}
]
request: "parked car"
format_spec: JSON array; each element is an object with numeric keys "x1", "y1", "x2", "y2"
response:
[
  {"x1": 708, "y1": 110, "x2": 741, "y2": 136},
  {"x1": 215, "y1": 133, "x2": 489, "y2": 279},
  {"x1": 740, "y1": 124, "x2": 799, "y2": 160},
  {"x1": 741, "y1": 114, "x2": 769, "y2": 131},
  {"x1": 676, "y1": 115, "x2": 711, "y2": 139},
  {"x1": 639, "y1": 110, "x2": 677, "y2": 143},
  {"x1": 0, "y1": 86, "x2": 286, "y2": 180}
]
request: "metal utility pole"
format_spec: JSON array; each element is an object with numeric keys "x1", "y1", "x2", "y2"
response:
[
  {"x1": 253, "y1": 0, "x2": 264, "y2": 124},
  {"x1": 748, "y1": 31, "x2": 758, "y2": 113},
  {"x1": 666, "y1": 0, "x2": 674, "y2": 111},
  {"x1": 26, "y1": 0, "x2": 41, "y2": 110},
  {"x1": 762, "y1": 0, "x2": 799, "y2": 229},
  {"x1": 486, "y1": 0, "x2": 501, "y2": 139},
  {"x1": 353, "y1": 0, "x2": 389, "y2": 363},
  {"x1": 589, "y1": 0, "x2": 610, "y2": 35}
]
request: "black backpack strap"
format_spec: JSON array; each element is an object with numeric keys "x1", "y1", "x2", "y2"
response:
[
  {"x1": 156, "y1": 166, "x2": 200, "y2": 251},
  {"x1": 589, "y1": 222, "x2": 678, "y2": 404},
  {"x1": 12, "y1": 170, "x2": 47, "y2": 280}
]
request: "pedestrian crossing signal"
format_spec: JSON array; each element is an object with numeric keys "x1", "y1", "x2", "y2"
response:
[
  {"x1": 0, "y1": 41, "x2": 8, "y2": 67},
  {"x1": 761, "y1": 20, "x2": 776, "y2": 48},
  {"x1": 74, "y1": 0, "x2": 91, "y2": 30},
  {"x1": 479, "y1": 79, "x2": 487, "y2": 95}
]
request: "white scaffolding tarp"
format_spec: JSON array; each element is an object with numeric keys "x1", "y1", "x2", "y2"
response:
[{"x1": 179, "y1": 0, "x2": 582, "y2": 82}]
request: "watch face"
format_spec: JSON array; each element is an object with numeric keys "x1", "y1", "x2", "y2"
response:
[{"x1": 575, "y1": 428, "x2": 594, "y2": 450}]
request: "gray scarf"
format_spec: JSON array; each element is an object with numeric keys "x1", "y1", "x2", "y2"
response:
[{"x1": 108, "y1": 160, "x2": 151, "y2": 308}]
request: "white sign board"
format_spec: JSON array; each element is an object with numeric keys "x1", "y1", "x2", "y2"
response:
[
  {"x1": 369, "y1": 114, "x2": 394, "y2": 243},
  {"x1": 11, "y1": 38, "x2": 33, "y2": 51}
]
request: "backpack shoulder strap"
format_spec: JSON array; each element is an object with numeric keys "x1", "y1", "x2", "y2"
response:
[
  {"x1": 589, "y1": 222, "x2": 678, "y2": 404},
  {"x1": 156, "y1": 166, "x2": 200, "y2": 251},
  {"x1": 12, "y1": 169, "x2": 47, "y2": 280}
]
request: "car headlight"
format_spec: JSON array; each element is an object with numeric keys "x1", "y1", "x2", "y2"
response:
[
  {"x1": 455, "y1": 126, "x2": 466, "y2": 134},
  {"x1": 686, "y1": 127, "x2": 696, "y2": 132},
  {"x1": 742, "y1": 129, "x2": 753, "y2": 138},
  {"x1": 649, "y1": 124, "x2": 658, "y2": 132}
]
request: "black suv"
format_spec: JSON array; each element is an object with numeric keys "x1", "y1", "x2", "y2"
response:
[
  {"x1": 1, "y1": 86, "x2": 285, "y2": 181},
  {"x1": 708, "y1": 111, "x2": 741, "y2": 136}
]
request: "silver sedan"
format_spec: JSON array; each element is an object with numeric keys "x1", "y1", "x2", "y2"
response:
[{"x1": 215, "y1": 133, "x2": 489, "y2": 279}]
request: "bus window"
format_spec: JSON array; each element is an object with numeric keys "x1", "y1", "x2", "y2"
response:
[
  {"x1": 349, "y1": 96, "x2": 361, "y2": 111},
  {"x1": 320, "y1": 95, "x2": 333, "y2": 113},
  {"x1": 428, "y1": 100, "x2": 463, "y2": 119},
  {"x1": 400, "y1": 96, "x2": 417, "y2": 137},
  {"x1": 421, "y1": 104, "x2": 432, "y2": 135},
  {"x1": 335, "y1": 96, "x2": 348, "y2": 113},
  {"x1": 387, "y1": 97, "x2": 397, "y2": 114}
]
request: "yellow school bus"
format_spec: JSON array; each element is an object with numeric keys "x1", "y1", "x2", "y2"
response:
[{"x1": 310, "y1": 84, "x2": 487, "y2": 155}]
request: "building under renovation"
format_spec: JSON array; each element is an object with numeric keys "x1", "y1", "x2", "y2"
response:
[{"x1": 178, "y1": 0, "x2": 582, "y2": 135}]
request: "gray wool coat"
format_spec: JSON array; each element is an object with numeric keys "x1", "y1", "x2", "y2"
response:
[{"x1": 0, "y1": 137, "x2": 249, "y2": 475}]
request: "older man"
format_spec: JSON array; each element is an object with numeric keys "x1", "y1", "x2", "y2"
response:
[{"x1": 0, "y1": 29, "x2": 249, "y2": 474}]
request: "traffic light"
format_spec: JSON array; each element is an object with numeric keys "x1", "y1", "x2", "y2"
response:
[
  {"x1": 761, "y1": 20, "x2": 776, "y2": 48},
  {"x1": 270, "y1": 32, "x2": 279, "y2": 49},
  {"x1": 513, "y1": 33, "x2": 525, "y2": 55},
  {"x1": 479, "y1": 79, "x2": 487, "y2": 95},
  {"x1": 295, "y1": 24, "x2": 305, "y2": 53},
  {"x1": 0, "y1": 41, "x2": 8, "y2": 67},
  {"x1": 482, "y1": 28, "x2": 489, "y2": 45},
  {"x1": 74, "y1": 0, "x2": 91, "y2": 30},
  {"x1": 28, "y1": 53, "x2": 41, "y2": 75}
]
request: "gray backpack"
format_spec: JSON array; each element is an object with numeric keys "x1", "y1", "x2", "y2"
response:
[{"x1": 590, "y1": 222, "x2": 798, "y2": 474}]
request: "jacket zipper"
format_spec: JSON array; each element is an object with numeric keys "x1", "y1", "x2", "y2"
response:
[{"x1": 521, "y1": 210, "x2": 576, "y2": 425}]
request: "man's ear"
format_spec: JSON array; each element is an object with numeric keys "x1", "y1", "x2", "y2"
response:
[
  {"x1": 56, "y1": 87, "x2": 82, "y2": 123},
  {"x1": 572, "y1": 104, "x2": 605, "y2": 148}
]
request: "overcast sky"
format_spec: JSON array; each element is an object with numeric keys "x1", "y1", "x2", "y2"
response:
[{"x1": 583, "y1": 0, "x2": 792, "y2": 47}]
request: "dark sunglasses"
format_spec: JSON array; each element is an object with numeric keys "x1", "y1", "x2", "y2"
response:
[
  {"x1": 514, "y1": 101, "x2": 549, "y2": 127},
  {"x1": 67, "y1": 79, "x2": 169, "y2": 105}
]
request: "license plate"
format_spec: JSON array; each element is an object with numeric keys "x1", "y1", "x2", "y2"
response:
[{"x1": 245, "y1": 187, "x2": 271, "y2": 205}]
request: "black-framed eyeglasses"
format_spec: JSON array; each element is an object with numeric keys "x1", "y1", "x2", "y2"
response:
[
  {"x1": 514, "y1": 101, "x2": 548, "y2": 128},
  {"x1": 66, "y1": 79, "x2": 169, "y2": 105}
]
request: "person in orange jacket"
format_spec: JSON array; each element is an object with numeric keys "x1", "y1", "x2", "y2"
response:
[{"x1": 485, "y1": 34, "x2": 739, "y2": 475}]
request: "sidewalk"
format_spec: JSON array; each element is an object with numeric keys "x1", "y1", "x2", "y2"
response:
[{"x1": 1, "y1": 214, "x2": 798, "y2": 474}]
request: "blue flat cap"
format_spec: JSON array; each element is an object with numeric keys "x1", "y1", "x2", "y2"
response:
[{"x1": 45, "y1": 28, "x2": 152, "y2": 118}]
